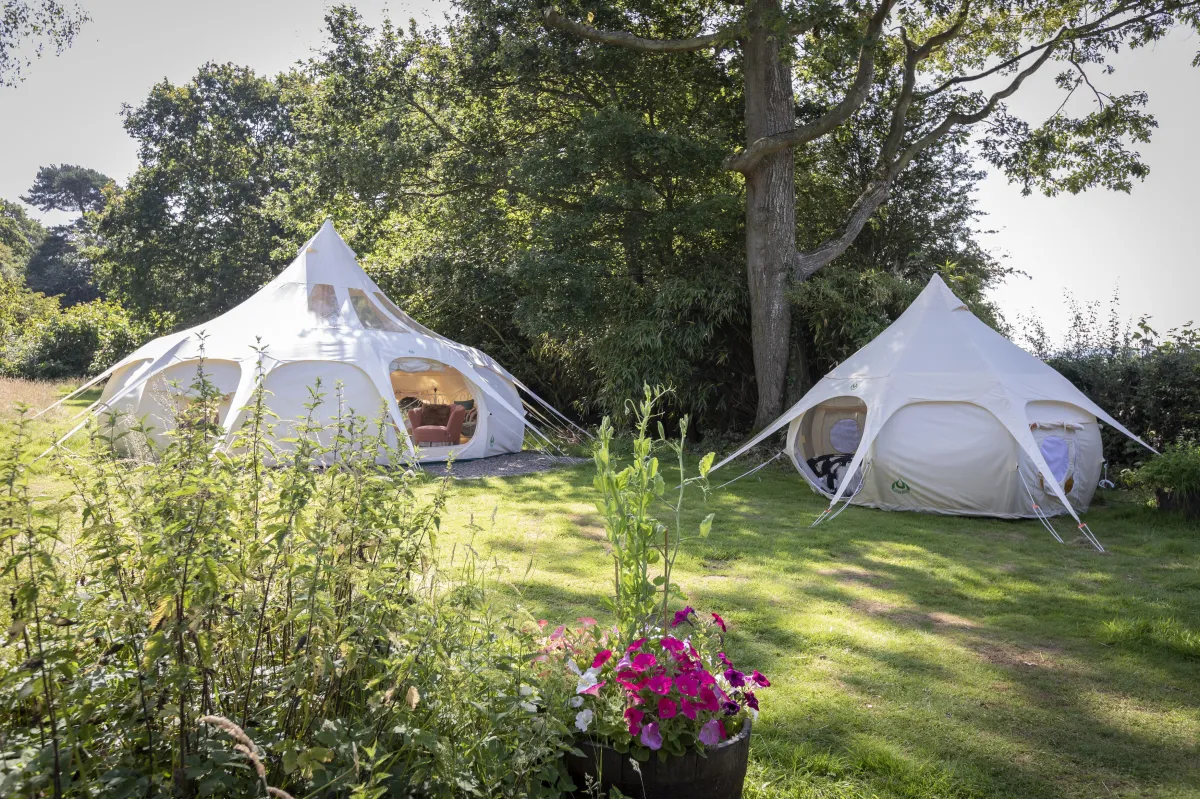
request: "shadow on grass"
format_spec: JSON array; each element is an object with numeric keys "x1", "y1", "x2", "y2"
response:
[{"x1": 441, "y1": 458, "x2": 1200, "y2": 798}]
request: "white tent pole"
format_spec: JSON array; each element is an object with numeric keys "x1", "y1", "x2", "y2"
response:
[
  {"x1": 31, "y1": 364, "x2": 118, "y2": 419},
  {"x1": 511, "y1": 378, "x2": 593, "y2": 441}
]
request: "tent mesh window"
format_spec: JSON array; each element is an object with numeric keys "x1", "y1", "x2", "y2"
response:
[
  {"x1": 373, "y1": 292, "x2": 416, "y2": 331},
  {"x1": 349, "y1": 289, "x2": 406, "y2": 332},
  {"x1": 308, "y1": 284, "x2": 341, "y2": 323}
]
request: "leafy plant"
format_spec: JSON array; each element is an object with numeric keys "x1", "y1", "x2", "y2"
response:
[
  {"x1": 1128, "y1": 441, "x2": 1200, "y2": 499},
  {"x1": 0, "y1": 359, "x2": 575, "y2": 798},
  {"x1": 592, "y1": 385, "x2": 713, "y2": 643}
]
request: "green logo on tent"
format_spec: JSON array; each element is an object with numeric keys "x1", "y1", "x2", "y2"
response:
[{"x1": 891, "y1": 479, "x2": 910, "y2": 494}]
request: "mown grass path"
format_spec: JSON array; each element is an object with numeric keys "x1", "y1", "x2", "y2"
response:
[{"x1": 437, "y1": 458, "x2": 1200, "y2": 799}]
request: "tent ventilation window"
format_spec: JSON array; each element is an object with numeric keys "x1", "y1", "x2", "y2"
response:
[
  {"x1": 308, "y1": 284, "x2": 341, "y2": 323},
  {"x1": 349, "y1": 289, "x2": 405, "y2": 332},
  {"x1": 829, "y1": 418, "x2": 862, "y2": 454},
  {"x1": 373, "y1": 292, "x2": 415, "y2": 331},
  {"x1": 1038, "y1": 435, "x2": 1076, "y2": 492}
]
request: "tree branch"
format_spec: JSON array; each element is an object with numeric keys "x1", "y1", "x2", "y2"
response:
[
  {"x1": 541, "y1": 7, "x2": 741, "y2": 53},
  {"x1": 724, "y1": 0, "x2": 896, "y2": 174},
  {"x1": 793, "y1": 181, "x2": 892, "y2": 279}
]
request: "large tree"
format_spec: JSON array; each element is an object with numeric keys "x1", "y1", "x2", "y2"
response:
[
  {"x1": 280, "y1": 6, "x2": 1006, "y2": 428},
  {"x1": 21, "y1": 163, "x2": 112, "y2": 304},
  {"x1": 22, "y1": 163, "x2": 112, "y2": 214},
  {"x1": 536, "y1": 0, "x2": 1200, "y2": 428},
  {"x1": 90, "y1": 63, "x2": 299, "y2": 325}
]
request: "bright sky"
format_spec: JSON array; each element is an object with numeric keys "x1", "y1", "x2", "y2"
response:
[{"x1": 1, "y1": 1, "x2": 1196, "y2": 340}]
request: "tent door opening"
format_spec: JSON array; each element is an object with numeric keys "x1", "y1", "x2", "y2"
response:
[
  {"x1": 390, "y1": 357, "x2": 478, "y2": 448},
  {"x1": 792, "y1": 396, "x2": 868, "y2": 495}
]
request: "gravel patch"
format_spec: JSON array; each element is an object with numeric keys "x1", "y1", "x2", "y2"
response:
[{"x1": 420, "y1": 451, "x2": 589, "y2": 480}]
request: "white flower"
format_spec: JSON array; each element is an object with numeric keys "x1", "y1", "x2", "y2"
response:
[
  {"x1": 574, "y1": 708, "x2": 594, "y2": 732},
  {"x1": 520, "y1": 701, "x2": 538, "y2": 713},
  {"x1": 569, "y1": 696, "x2": 584, "y2": 708},
  {"x1": 576, "y1": 670, "x2": 599, "y2": 694},
  {"x1": 519, "y1": 685, "x2": 534, "y2": 697},
  {"x1": 567, "y1": 659, "x2": 582, "y2": 676},
  {"x1": 748, "y1": 707, "x2": 759, "y2": 721}
]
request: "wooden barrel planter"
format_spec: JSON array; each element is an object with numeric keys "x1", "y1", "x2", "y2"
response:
[
  {"x1": 565, "y1": 719, "x2": 752, "y2": 799},
  {"x1": 1156, "y1": 490, "x2": 1200, "y2": 521}
]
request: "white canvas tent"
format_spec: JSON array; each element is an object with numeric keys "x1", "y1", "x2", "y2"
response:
[
  {"x1": 714, "y1": 275, "x2": 1152, "y2": 540},
  {"x1": 54, "y1": 221, "x2": 569, "y2": 462}
]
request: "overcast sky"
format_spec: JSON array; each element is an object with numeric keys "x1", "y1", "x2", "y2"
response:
[{"x1": 2, "y1": 1, "x2": 1196, "y2": 341}]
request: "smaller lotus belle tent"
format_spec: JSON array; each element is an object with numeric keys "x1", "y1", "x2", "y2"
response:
[
  {"x1": 714, "y1": 275, "x2": 1151, "y2": 539},
  {"x1": 49, "y1": 221, "x2": 572, "y2": 462}
]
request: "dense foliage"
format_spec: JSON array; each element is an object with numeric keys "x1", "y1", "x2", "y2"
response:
[
  {"x1": 0, "y1": 280, "x2": 150, "y2": 379},
  {"x1": 1022, "y1": 297, "x2": 1200, "y2": 467},
  {"x1": 1129, "y1": 441, "x2": 1200, "y2": 499},
  {"x1": 0, "y1": 367, "x2": 577, "y2": 798}
]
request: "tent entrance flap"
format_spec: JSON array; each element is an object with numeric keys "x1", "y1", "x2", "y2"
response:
[
  {"x1": 790, "y1": 397, "x2": 868, "y2": 496},
  {"x1": 390, "y1": 358, "x2": 478, "y2": 446}
]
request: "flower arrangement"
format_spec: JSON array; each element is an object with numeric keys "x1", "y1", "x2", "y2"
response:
[
  {"x1": 538, "y1": 610, "x2": 768, "y2": 759},
  {"x1": 536, "y1": 386, "x2": 769, "y2": 762}
]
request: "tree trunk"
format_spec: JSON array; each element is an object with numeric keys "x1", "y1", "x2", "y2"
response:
[{"x1": 743, "y1": 0, "x2": 796, "y2": 430}]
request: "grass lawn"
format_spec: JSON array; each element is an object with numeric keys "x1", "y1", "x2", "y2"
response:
[
  {"x1": 435, "y1": 456, "x2": 1200, "y2": 799},
  {"x1": 8, "y1": 377, "x2": 1200, "y2": 798}
]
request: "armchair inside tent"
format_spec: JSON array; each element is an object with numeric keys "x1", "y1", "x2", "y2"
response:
[{"x1": 407, "y1": 403, "x2": 467, "y2": 446}]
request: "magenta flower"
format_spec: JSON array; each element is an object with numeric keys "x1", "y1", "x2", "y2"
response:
[
  {"x1": 640, "y1": 722, "x2": 663, "y2": 751},
  {"x1": 717, "y1": 652, "x2": 733, "y2": 668},
  {"x1": 616, "y1": 669, "x2": 644, "y2": 693},
  {"x1": 659, "y1": 636, "x2": 685, "y2": 654},
  {"x1": 724, "y1": 668, "x2": 746, "y2": 688},
  {"x1": 632, "y1": 652, "x2": 658, "y2": 673},
  {"x1": 744, "y1": 691, "x2": 759, "y2": 711},
  {"x1": 626, "y1": 637, "x2": 646, "y2": 653},
  {"x1": 645, "y1": 673, "x2": 672, "y2": 695},
  {"x1": 675, "y1": 672, "x2": 700, "y2": 697},
  {"x1": 698, "y1": 686, "x2": 721, "y2": 713},
  {"x1": 711, "y1": 612, "x2": 727, "y2": 632},
  {"x1": 658, "y1": 697, "x2": 678, "y2": 718},
  {"x1": 751, "y1": 670, "x2": 771, "y2": 688},
  {"x1": 722, "y1": 699, "x2": 740, "y2": 715},
  {"x1": 591, "y1": 649, "x2": 613, "y2": 669},
  {"x1": 698, "y1": 718, "x2": 726, "y2": 746},
  {"x1": 625, "y1": 707, "x2": 644, "y2": 736},
  {"x1": 671, "y1": 606, "x2": 695, "y2": 627},
  {"x1": 680, "y1": 700, "x2": 700, "y2": 720}
]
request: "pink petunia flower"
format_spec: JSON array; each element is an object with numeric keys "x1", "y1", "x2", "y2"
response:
[
  {"x1": 624, "y1": 707, "x2": 644, "y2": 736},
  {"x1": 717, "y1": 652, "x2": 733, "y2": 668},
  {"x1": 592, "y1": 649, "x2": 613, "y2": 669},
  {"x1": 626, "y1": 637, "x2": 647, "y2": 653},
  {"x1": 698, "y1": 686, "x2": 721, "y2": 713},
  {"x1": 632, "y1": 652, "x2": 658, "y2": 673},
  {"x1": 658, "y1": 697, "x2": 678, "y2": 718},
  {"x1": 744, "y1": 691, "x2": 759, "y2": 711},
  {"x1": 711, "y1": 612, "x2": 726, "y2": 632},
  {"x1": 698, "y1": 718, "x2": 726, "y2": 746},
  {"x1": 645, "y1": 673, "x2": 672, "y2": 695},
  {"x1": 640, "y1": 722, "x2": 663, "y2": 751},
  {"x1": 680, "y1": 700, "x2": 700, "y2": 720},
  {"x1": 724, "y1": 668, "x2": 746, "y2": 688},
  {"x1": 671, "y1": 606, "x2": 695, "y2": 627},
  {"x1": 659, "y1": 636, "x2": 685, "y2": 654},
  {"x1": 675, "y1": 672, "x2": 701, "y2": 697},
  {"x1": 751, "y1": 670, "x2": 771, "y2": 688}
]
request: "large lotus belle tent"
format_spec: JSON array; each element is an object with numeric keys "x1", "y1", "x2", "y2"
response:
[
  {"x1": 49, "y1": 221, "x2": 572, "y2": 462},
  {"x1": 714, "y1": 275, "x2": 1151, "y2": 548}
]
